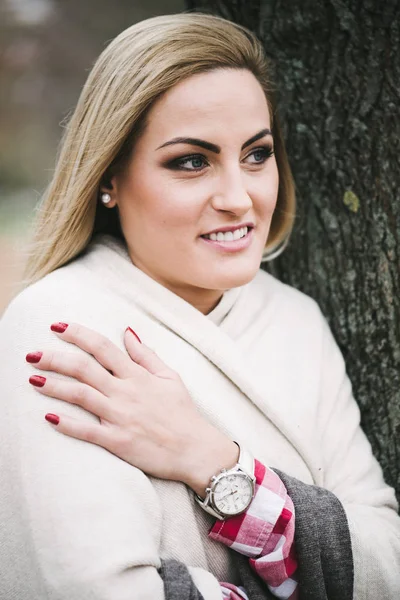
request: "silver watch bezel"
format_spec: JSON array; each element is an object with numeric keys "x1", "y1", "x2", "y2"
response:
[
  {"x1": 194, "y1": 443, "x2": 256, "y2": 520},
  {"x1": 207, "y1": 467, "x2": 255, "y2": 518}
]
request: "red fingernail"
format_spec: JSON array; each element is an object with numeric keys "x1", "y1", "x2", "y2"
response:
[
  {"x1": 126, "y1": 327, "x2": 142, "y2": 343},
  {"x1": 51, "y1": 322, "x2": 68, "y2": 333},
  {"x1": 45, "y1": 413, "x2": 59, "y2": 425},
  {"x1": 26, "y1": 352, "x2": 43, "y2": 364},
  {"x1": 29, "y1": 375, "x2": 46, "y2": 387}
]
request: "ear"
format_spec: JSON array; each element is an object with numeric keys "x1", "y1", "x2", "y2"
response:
[{"x1": 99, "y1": 175, "x2": 118, "y2": 208}]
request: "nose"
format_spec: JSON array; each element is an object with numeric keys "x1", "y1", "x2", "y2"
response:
[{"x1": 210, "y1": 168, "x2": 253, "y2": 216}]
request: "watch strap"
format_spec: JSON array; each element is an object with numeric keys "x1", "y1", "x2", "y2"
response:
[
  {"x1": 194, "y1": 442, "x2": 255, "y2": 520},
  {"x1": 236, "y1": 442, "x2": 255, "y2": 478}
]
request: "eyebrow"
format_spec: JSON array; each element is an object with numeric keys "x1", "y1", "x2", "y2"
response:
[{"x1": 156, "y1": 128, "x2": 273, "y2": 154}]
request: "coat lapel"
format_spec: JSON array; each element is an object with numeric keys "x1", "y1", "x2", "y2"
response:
[{"x1": 85, "y1": 235, "x2": 322, "y2": 485}]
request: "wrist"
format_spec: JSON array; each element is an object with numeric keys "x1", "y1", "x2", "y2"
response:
[{"x1": 182, "y1": 429, "x2": 239, "y2": 498}]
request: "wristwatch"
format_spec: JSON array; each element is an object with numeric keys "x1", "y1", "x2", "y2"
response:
[{"x1": 194, "y1": 442, "x2": 256, "y2": 520}]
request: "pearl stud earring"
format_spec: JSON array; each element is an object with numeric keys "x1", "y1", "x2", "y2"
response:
[{"x1": 100, "y1": 192, "x2": 111, "y2": 205}]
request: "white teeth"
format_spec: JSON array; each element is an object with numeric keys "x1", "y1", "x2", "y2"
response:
[{"x1": 204, "y1": 226, "x2": 249, "y2": 242}]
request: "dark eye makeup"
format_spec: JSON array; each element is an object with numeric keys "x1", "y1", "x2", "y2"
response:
[{"x1": 165, "y1": 144, "x2": 274, "y2": 172}]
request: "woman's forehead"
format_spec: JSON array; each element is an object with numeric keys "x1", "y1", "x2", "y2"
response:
[{"x1": 145, "y1": 70, "x2": 271, "y2": 141}]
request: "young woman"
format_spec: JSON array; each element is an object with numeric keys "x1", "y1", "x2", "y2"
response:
[{"x1": 0, "y1": 13, "x2": 398, "y2": 600}]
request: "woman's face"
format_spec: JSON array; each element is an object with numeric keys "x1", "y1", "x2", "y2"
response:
[{"x1": 107, "y1": 68, "x2": 279, "y2": 314}]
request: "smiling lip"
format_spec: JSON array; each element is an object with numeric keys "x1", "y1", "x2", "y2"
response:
[
  {"x1": 202, "y1": 222, "x2": 254, "y2": 236},
  {"x1": 200, "y1": 226, "x2": 254, "y2": 253}
]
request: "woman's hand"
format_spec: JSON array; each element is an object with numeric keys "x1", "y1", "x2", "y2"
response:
[{"x1": 25, "y1": 322, "x2": 238, "y2": 496}]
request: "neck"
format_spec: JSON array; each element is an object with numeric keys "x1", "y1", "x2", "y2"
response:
[
  {"x1": 154, "y1": 280, "x2": 225, "y2": 315},
  {"x1": 126, "y1": 252, "x2": 225, "y2": 315}
]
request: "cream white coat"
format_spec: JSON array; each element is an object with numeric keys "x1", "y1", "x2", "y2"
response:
[{"x1": 0, "y1": 235, "x2": 399, "y2": 599}]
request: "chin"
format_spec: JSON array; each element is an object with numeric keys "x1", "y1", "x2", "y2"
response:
[{"x1": 208, "y1": 258, "x2": 262, "y2": 290}]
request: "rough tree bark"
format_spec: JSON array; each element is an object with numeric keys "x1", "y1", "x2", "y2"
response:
[{"x1": 186, "y1": 0, "x2": 400, "y2": 501}]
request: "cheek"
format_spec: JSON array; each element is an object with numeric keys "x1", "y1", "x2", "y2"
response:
[
  {"x1": 254, "y1": 174, "x2": 279, "y2": 217},
  {"x1": 121, "y1": 171, "x2": 203, "y2": 233},
  {"x1": 266, "y1": 163, "x2": 280, "y2": 211}
]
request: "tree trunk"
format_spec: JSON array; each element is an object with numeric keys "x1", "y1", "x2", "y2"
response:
[{"x1": 186, "y1": 0, "x2": 400, "y2": 501}]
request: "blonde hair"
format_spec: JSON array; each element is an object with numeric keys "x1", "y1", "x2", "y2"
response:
[{"x1": 22, "y1": 12, "x2": 295, "y2": 287}]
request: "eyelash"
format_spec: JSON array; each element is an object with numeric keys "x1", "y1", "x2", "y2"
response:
[{"x1": 167, "y1": 145, "x2": 275, "y2": 172}]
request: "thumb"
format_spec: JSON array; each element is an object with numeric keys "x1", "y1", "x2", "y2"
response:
[{"x1": 124, "y1": 327, "x2": 172, "y2": 377}]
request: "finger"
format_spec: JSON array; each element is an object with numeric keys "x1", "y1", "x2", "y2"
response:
[
  {"x1": 29, "y1": 374, "x2": 113, "y2": 420},
  {"x1": 124, "y1": 327, "x2": 173, "y2": 377},
  {"x1": 43, "y1": 411, "x2": 115, "y2": 451},
  {"x1": 27, "y1": 349, "x2": 115, "y2": 396},
  {"x1": 50, "y1": 322, "x2": 138, "y2": 379}
]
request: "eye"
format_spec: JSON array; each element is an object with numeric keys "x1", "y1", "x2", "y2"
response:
[
  {"x1": 165, "y1": 144, "x2": 274, "y2": 172},
  {"x1": 167, "y1": 154, "x2": 209, "y2": 171},
  {"x1": 245, "y1": 145, "x2": 274, "y2": 165}
]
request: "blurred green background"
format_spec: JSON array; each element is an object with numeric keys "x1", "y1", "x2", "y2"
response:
[{"x1": 0, "y1": 0, "x2": 184, "y2": 314}]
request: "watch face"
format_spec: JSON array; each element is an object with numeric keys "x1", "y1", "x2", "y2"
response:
[{"x1": 213, "y1": 473, "x2": 254, "y2": 516}]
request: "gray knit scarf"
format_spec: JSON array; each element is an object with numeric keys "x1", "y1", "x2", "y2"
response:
[{"x1": 159, "y1": 471, "x2": 354, "y2": 600}]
